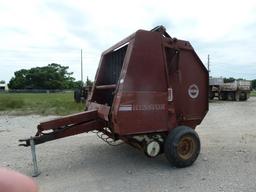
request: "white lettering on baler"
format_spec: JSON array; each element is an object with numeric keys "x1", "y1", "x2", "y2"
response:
[
  {"x1": 133, "y1": 104, "x2": 165, "y2": 111},
  {"x1": 119, "y1": 104, "x2": 165, "y2": 112}
]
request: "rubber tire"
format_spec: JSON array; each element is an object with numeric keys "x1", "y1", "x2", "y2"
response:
[
  {"x1": 227, "y1": 92, "x2": 235, "y2": 101},
  {"x1": 74, "y1": 89, "x2": 81, "y2": 103},
  {"x1": 164, "y1": 126, "x2": 200, "y2": 168},
  {"x1": 220, "y1": 92, "x2": 227, "y2": 100},
  {"x1": 239, "y1": 92, "x2": 247, "y2": 101},
  {"x1": 209, "y1": 91, "x2": 214, "y2": 100}
]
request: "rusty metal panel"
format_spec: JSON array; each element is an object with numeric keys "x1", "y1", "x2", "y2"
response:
[
  {"x1": 37, "y1": 110, "x2": 98, "y2": 131},
  {"x1": 171, "y1": 49, "x2": 208, "y2": 127},
  {"x1": 88, "y1": 102, "x2": 110, "y2": 121},
  {"x1": 114, "y1": 92, "x2": 168, "y2": 135},
  {"x1": 122, "y1": 30, "x2": 168, "y2": 92},
  {"x1": 21, "y1": 120, "x2": 105, "y2": 146}
]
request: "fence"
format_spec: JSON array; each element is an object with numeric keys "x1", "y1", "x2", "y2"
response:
[{"x1": 2, "y1": 89, "x2": 74, "y2": 93}]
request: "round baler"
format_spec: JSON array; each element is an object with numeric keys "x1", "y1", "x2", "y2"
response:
[{"x1": 20, "y1": 26, "x2": 208, "y2": 176}]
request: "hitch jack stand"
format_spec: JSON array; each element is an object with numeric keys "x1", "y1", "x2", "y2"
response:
[{"x1": 29, "y1": 137, "x2": 40, "y2": 177}]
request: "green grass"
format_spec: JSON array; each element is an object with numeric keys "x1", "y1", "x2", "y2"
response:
[
  {"x1": 0, "y1": 92, "x2": 85, "y2": 115},
  {"x1": 250, "y1": 91, "x2": 256, "y2": 97}
]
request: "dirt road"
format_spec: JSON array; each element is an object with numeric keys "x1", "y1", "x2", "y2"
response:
[{"x1": 1, "y1": 98, "x2": 256, "y2": 192}]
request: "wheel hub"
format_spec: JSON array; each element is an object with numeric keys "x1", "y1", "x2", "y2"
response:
[
  {"x1": 145, "y1": 140, "x2": 161, "y2": 157},
  {"x1": 177, "y1": 136, "x2": 196, "y2": 160}
]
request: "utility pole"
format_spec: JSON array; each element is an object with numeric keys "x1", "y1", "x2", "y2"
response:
[
  {"x1": 81, "y1": 49, "x2": 84, "y2": 86},
  {"x1": 207, "y1": 54, "x2": 210, "y2": 73}
]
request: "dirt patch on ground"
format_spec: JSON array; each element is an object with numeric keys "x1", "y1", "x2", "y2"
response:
[{"x1": 1, "y1": 98, "x2": 256, "y2": 192}]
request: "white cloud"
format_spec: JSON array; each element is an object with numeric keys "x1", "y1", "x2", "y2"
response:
[{"x1": 0, "y1": 0, "x2": 256, "y2": 82}]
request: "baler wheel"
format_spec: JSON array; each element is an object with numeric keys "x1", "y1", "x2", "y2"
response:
[
  {"x1": 164, "y1": 126, "x2": 200, "y2": 168},
  {"x1": 144, "y1": 140, "x2": 161, "y2": 158}
]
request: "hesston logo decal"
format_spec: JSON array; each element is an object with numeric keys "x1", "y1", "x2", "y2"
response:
[
  {"x1": 119, "y1": 104, "x2": 165, "y2": 111},
  {"x1": 188, "y1": 84, "x2": 199, "y2": 99}
]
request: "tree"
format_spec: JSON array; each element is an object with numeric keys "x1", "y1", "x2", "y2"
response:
[
  {"x1": 85, "y1": 76, "x2": 93, "y2": 87},
  {"x1": 72, "y1": 81, "x2": 83, "y2": 89},
  {"x1": 252, "y1": 79, "x2": 256, "y2": 90},
  {"x1": 223, "y1": 77, "x2": 236, "y2": 83},
  {"x1": 8, "y1": 69, "x2": 29, "y2": 89},
  {"x1": 0, "y1": 80, "x2": 5, "y2": 84},
  {"x1": 8, "y1": 63, "x2": 77, "y2": 89}
]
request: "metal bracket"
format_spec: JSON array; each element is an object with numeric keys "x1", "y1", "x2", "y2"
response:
[{"x1": 29, "y1": 138, "x2": 41, "y2": 177}]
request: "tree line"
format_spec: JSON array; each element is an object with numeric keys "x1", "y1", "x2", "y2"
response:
[
  {"x1": 8, "y1": 63, "x2": 92, "y2": 90},
  {"x1": 252, "y1": 80, "x2": 256, "y2": 90},
  {"x1": 4, "y1": 64, "x2": 256, "y2": 90}
]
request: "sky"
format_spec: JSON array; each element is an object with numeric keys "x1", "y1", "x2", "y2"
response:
[{"x1": 0, "y1": 0, "x2": 256, "y2": 83}]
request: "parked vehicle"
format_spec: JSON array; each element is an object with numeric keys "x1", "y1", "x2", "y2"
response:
[
  {"x1": 209, "y1": 77, "x2": 251, "y2": 101},
  {"x1": 74, "y1": 85, "x2": 92, "y2": 103}
]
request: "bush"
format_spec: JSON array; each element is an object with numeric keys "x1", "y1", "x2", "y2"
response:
[
  {"x1": 0, "y1": 92, "x2": 84, "y2": 115},
  {"x1": 0, "y1": 97, "x2": 24, "y2": 110}
]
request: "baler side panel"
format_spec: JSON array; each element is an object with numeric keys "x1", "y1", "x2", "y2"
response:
[
  {"x1": 173, "y1": 49, "x2": 208, "y2": 127},
  {"x1": 114, "y1": 31, "x2": 169, "y2": 135},
  {"x1": 122, "y1": 30, "x2": 168, "y2": 92},
  {"x1": 115, "y1": 92, "x2": 168, "y2": 135}
]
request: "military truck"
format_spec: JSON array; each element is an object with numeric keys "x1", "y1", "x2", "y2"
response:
[{"x1": 209, "y1": 77, "x2": 251, "y2": 101}]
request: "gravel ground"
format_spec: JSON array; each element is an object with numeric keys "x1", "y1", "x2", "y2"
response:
[{"x1": 1, "y1": 98, "x2": 256, "y2": 192}]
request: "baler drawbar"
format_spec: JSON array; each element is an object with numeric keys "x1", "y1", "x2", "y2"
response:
[
  {"x1": 20, "y1": 26, "x2": 209, "y2": 176},
  {"x1": 19, "y1": 110, "x2": 104, "y2": 147}
]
